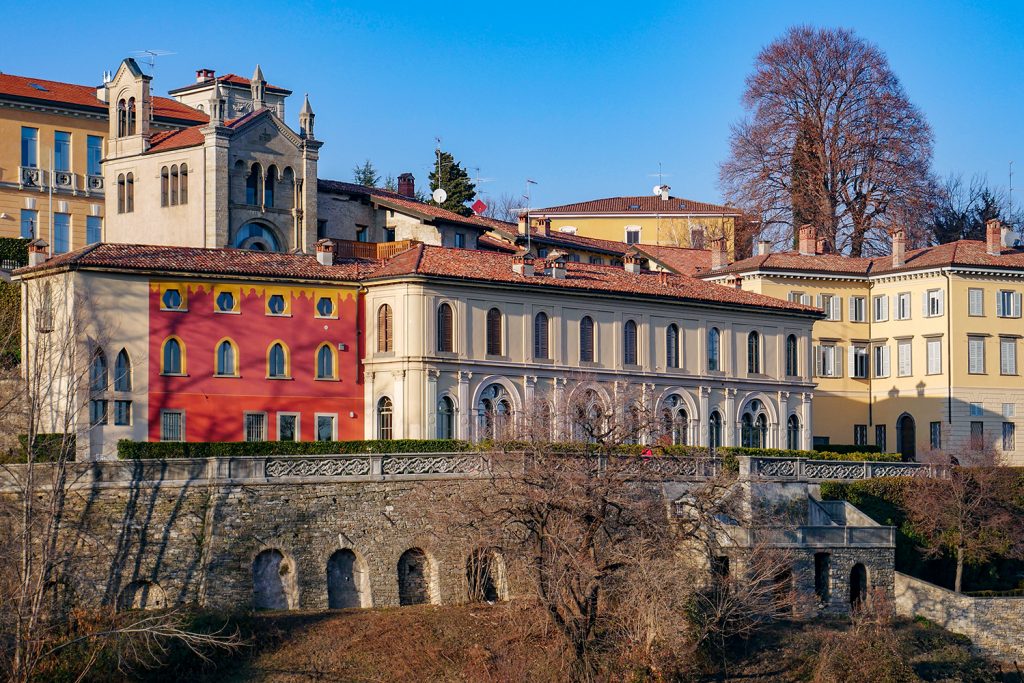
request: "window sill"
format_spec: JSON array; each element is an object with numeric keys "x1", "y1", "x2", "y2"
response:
[
  {"x1": 266, "y1": 375, "x2": 293, "y2": 380},
  {"x1": 215, "y1": 310, "x2": 240, "y2": 315},
  {"x1": 214, "y1": 373, "x2": 240, "y2": 379},
  {"x1": 623, "y1": 363, "x2": 642, "y2": 371},
  {"x1": 579, "y1": 361, "x2": 602, "y2": 368},
  {"x1": 315, "y1": 315, "x2": 339, "y2": 320},
  {"x1": 160, "y1": 372, "x2": 188, "y2": 377},
  {"x1": 265, "y1": 313, "x2": 292, "y2": 318},
  {"x1": 315, "y1": 377, "x2": 338, "y2": 382},
  {"x1": 485, "y1": 355, "x2": 509, "y2": 362},
  {"x1": 160, "y1": 307, "x2": 188, "y2": 313}
]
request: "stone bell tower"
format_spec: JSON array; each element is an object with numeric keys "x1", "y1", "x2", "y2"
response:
[{"x1": 103, "y1": 58, "x2": 153, "y2": 158}]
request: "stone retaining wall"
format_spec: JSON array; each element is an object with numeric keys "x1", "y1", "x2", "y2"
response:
[{"x1": 895, "y1": 571, "x2": 1024, "y2": 661}]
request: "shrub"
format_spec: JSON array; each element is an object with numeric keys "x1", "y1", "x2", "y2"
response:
[
  {"x1": 813, "y1": 443, "x2": 882, "y2": 454},
  {"x1": 0, "y1": 237, "x2": 28, "y2": 268},
  {"x1": 2, "y1": 433, "x2": 76, "y2": 463},
  {"x1": 720, "y1": 446, "x2": 901, "y2": 462}
]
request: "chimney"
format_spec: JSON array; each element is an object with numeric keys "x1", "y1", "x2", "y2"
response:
[
  {"x1": 397, "y1": 173, "x2": 415, "y2": 199},
  {"x1": 710, "y1": 237, "x2": 728, "y2": 271},
  {"x1": 542, "y1": 218, "x2": 551, "y2": 237},
  {"x1": 659, "y1": 184, "x2": 670, "y2": 201},
  {"x1": 623, "y1": 254, "x2": 643, "y2": 274},
  {"x1": 689, "y1": 227, "x2": 705, "y2": 250},
  {"x1": 987, "y1": 218, "x2": 1003, "y2": 256},
  {"x1": 517, "y1": 213, "x2": 528, "y2": 236},
  {"x1": 315, "y1": 238, "x2": 335, "y2": 266},
  {"x1": 891, "y1": 227, "x2": 906, "y2": 268},
  {"x1": 196, "y1": 68, "x2": 215, "y2": 83},
  {"x1": 28, "y1": 239, "x2": 49, "y2": 267},
  {"x1": 546, "y1": 253, "x2": 567, "y2": 279},
  {"x1": 755, "y1": 239, "x2": 771, "y2": 256},
  {"x1": 512, "y1": 253, "x2": 535, "y2": 277},
  {"x1": 798, "y1": 224, "x2": 817, "y2": 256},
  {"x1": 658, "y1": 271, "x2": 669, "y2": 286}
]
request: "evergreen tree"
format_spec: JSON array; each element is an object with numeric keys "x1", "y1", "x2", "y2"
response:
[
  {"x1": 383, "y1": 174, "x2": 397, "y2": 192},
  {"x1": 428, "y1": 151, "x2": 476, "y2": 216},
  {"x1": 352, "y1": 160, "x2": 380, "y2": 188}
]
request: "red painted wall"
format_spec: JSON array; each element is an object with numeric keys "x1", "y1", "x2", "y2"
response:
[{"x1": 147, "y1": 281, "x2": 363, "y2": 442}]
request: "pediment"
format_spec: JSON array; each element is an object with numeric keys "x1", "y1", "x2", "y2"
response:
[{"x1": 229, "y1": 109, "x2": 302, "y2": 149}]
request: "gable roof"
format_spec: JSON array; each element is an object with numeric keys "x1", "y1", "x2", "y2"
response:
[
  {"x1": 318, "y1": 180, "x2": 493, "y2": 232},
  {"x1": 366, "y1": 244, "x2": 819, "y2": 315},
  {"x1": 629, "y1": 243, "x2": 712, "y2": 276},
  {"x1": 144, "y1": 108, "x2": 292, "y2": 154},
  {"x1": 0, "y1": 72, "x2": 208, "y2": 125},
  {"x1": 535, "y1": 195, "x2": 742, "y2": 216},
  {"x1": 168, "y1": 73, "x2": 292, "y2": 96},
  {"x1": 704, "y1": 240, "x2": 1024, "y2": 278},
  {"x1": 14, "y1": 243, "x2": 374, "y2": 281}
]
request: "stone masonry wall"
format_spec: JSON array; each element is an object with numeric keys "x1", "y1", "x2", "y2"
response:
[{"x1": 895, "y1": 571, "x2": 1024, "y2": 661}]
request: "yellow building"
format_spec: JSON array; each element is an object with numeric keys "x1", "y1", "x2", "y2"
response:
[
  {"x1": 0, "y1": 72, "x2": 205, "y2": 254},
  {"x1": 533, "y1": 186, "x2": 745, "y2": 256},
  {"x1": 702, "y1": 222, "x2": 1024, "y2": 464}
]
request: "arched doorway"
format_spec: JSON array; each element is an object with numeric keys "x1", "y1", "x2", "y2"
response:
[
  {"x1": 327, "y1": 549, "x2": 369, "y2": 609},
  {"x1": 234, "y1": 222, "x2": 282, "y2": 251},
  {"x1": 398, "y1": 548, "x2": 434, "y2": 606},
  {"x1": 466, "y1": 548, "x2": 508, "y2": 603},
  {"x1": 478, "y1": 384, "x2": 513, "y2": 441},
  {"x1": 897, "y1": 414, "x2": 916, "y2": 461},
  {"x1": 850, "y1": 563, "x2": 868, "y2": 610},
  {"x1": 252, "y1": 549, "x2": 298, "y2": 610}
]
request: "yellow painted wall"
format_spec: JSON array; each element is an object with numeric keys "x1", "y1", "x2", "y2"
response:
[
  {"x1": 0, "y1": 107, "x2": 106, "y2": 250},
  {"x1": 545, "y1": 214, "x2": 737, "y2": 254}
]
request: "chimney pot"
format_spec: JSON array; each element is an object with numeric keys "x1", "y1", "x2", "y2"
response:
[
  {"x1": 397, "y1": 173, "x2": 415, "y2": 199},
  {"x1": 517, "y1": 214, "x2": 528, "y2": 236},
  {"x1": 315, "y1": 238, "x2": 335, "y2": 266},
  {"x1": 755, "y1": 239, "x2": 771, "y2": 256},
  {"x1": 512, "y1": 253, "x2": 535, "y2": 277},
  {"x1": 659, "y1": 185, "x2": 670, "y2": 201},
  {"x1": 987, "y1": 218, "x2": 1003, "y2": 256},
  {"x1": 891, "y1": 228, "x2": 906, "y2": 268},
  {"x1": 624, "y1": 255, "x2": 643, "y2": 274},
  {"x1": 710, "y1": 237, "x2": 729, "y2": 271},
  {"x1": 545, "y1": 254, "x2": 567, "y2": 279},
  {"x1": 542, "y1": 218, "x2": 551, "y2": 236},
  {"x1": 798, "y1": 224, "x2": 817, "y2": 256},
  {"x1": 28, "y1": 239, "x2": 49, "y2": 267}
]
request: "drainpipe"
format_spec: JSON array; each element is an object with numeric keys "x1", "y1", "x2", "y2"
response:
[
  {"x1": 945, "y1": 269, "x2": 953, "y2": 424},
  {"x1": 867, "y1": 278, "x2": 873, "y2": 430}
]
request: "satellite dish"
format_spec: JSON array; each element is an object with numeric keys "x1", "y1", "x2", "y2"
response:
[
  {"x1": 653, "y1": 185, "x2": 662, "y2": 196},
  {"x1": 432, "y1": 188, "x2": 448, "y2": 204}
]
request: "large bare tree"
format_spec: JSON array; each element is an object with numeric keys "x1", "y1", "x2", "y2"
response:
[{"x1": 719, "y1": 26, "x2": 936, "y2": 256}]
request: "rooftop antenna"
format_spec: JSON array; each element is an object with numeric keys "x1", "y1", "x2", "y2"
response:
[
  {"x1": 432, "y1": 137, "x2": 447, "y2": 204},
  {"x1": 524, "y1": 179, "x2": 538, "y2": 251},
  {"x1": 131, "y1": 49, "x2": 176, "y2": 77},
  {"x1": 647, "y1": 162, "x2": 672, "y2": 186}
]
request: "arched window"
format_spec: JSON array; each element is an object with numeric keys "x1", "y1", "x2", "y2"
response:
[
  {"x1": 267, "y1": 342, "x2": 288, "y2": 378},
  {"x1": 663, "y1": 394, "x2": 688, "y2": 445},
  {"x1": 436, "y1": 303, "x2": 454, "y2": 353},
  {"x1": 741, "y1": 400, "x2": 769, "y2": 448},
  {"x1": 179, "y1": 163, "x2": 188, "y2": 204},
  {"x1": 486, "y1": 308, "x2": 502, "y2": 356},
  {"x1": 170, "y1": 165, "x2": 179, "y2": 206},
  {"x1": 377, "y1": 397, "x2": 393, "y2": 440},
  {"x1": 747, "y1": 331, "x2": 761, "y2": 374},
  {"x1": 233, "y1": 222, "x2": 281, "y2": 251},
  {"x1": 316, "y1": 343, "x2": 336, "y2": 379},
  {"x1": 160, "y1": 167, "x2": 169, "y2": 207},
  {"x1": 161, "y1": 338, "x2": 184, "y2": 375},
  {"x1": 117, "y1": 174, "x2": 126, "y2": 214},
  {"x1": 116, "y1": 99, "x2": 127, "y2": 137},
  {"x1": 478, "y1": 384, "x2": 512, "y2": 441},
  {"x1": 245, "y1": 164, "x2": 262, "y2": 205},
  {"x1": 377, "y1": 304, "x2": 393, "y2": 352},
  {"x1": 264, "y1": 165, "x2": 276, "y2": 208},
  {"x1": 787, "y1": 414, "x2": 801, "y2": 450},
  {"x1": 215, "y1": 339, "x2": 237, "y2": 376},
  {"x1": 534, "y1": 311, "x2": 549, "y2": 360},
  {"x1": 708, "y1": 410, "x2": 722, "y2": 449},
  {"x1": 125, "y1": 172, "x2": 134, "y2": 212},
  {"x1": 666, "y1": 323, "x2": 680, "y2": 369},
  {"x1": 708, "y1": 327, "x2": 721, "y2": 371},
  {"x1": 437, "y1": 396, "x2": 455, "y2": 439},
  {"x1": 113, "y1": 349, "x2": 132, "y2": 391},
  {"x1": 580, "y1": 316, "x2": 595, "y2": 363},
  {"x1": 126, "y1": 97, "x2": 136, "y2": 135},
  {"x1": 623, "y1": 319, "x2": 638, "y2": 365},
  {"x1": 90, "y1": 349, "x2": 107, "y2": 391},
  {"x1": 573, "y1": 389, "x2": 604, "y2": 443},
  {"x1": 786, "y1": 334, "x2": 799, "y2": 376}
]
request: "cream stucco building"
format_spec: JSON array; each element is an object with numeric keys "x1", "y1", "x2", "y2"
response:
[{"x1": 702, "y1": 223, "x2": 1024, "y2": 463}]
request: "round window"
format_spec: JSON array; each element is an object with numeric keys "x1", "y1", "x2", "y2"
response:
[
  {"x1": 268, "y1": 294, "x2": 286, "y2": 315},
  {"x1": 316, "y1": 297, "x2": 334, "y2": 317},
  {"x1": 216, "y1": 291, "x2": 235, "y2": 312},
  {"x1": 162, "y1": 289, "x2": 182, "y2": 309}
]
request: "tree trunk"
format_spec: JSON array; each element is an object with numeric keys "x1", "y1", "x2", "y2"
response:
[{"x1": 955, "y1": 546, "x2": 964, "y2": 593}]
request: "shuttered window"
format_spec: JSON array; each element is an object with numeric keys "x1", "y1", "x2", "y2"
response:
[
  {"x1": 997, "y1": 291, "x2": 1022, "y2": 318},
  {"x1": 815, "y1": 344, "x2": 840, "y2": 377},
  {"x1": 924, "y1": 289, "x2": 945, "y2": 317},
  {"x1": 873, "y1": 344, "x2": 890, "y2": 378},
  {"x1": 849, "y1": 296, "x2": 866, "y2": 323},
  {"x1": 895, "y1": 293, "x2": 911, "y2": 320},
  {"x1": 437, "y1": 303, "x2": 454, "y2": 353},
  {"x1": 968, "y1": 288, "x2": 984, "y2": 316},
  {"x1": 968, "y1": 336, "x2": 986, "y2": 374},
  {"x1": 897, "y1": 340, "x2": 912, "y2": 377},
  {"x1": 873, "y1": 295, "x2": 889, "y2": 322},
  {"x1": 851, "y1": 344, "x2": 869, "y2": 379},
  {"x1": 377, "y1": 304, "x2": 393, "y2": 353},
  {"x1": 817, "y1": 294, "x2": 842, "y2": 321},
  {"x1": 927, "y1": 339, "x2": 942, "y2": 375},
  {"x1": 486, "y1": 308, "x2": 502, "y2": 356},
  {"x1": 623, "y1": 320, "x2": 638, "y2": 365},
  {"x1": 580, "y1": 316, "x2": 595, "y2": 363},
  {"x1": 534, "y1": 312, "x2": 549, "y2": 360},
  {"x1": 1001, "y1": 337, "x2": 1017, "y2": 375},
  {"x1": 666, "y1": 324, "x2": 680, "y2": 369}
]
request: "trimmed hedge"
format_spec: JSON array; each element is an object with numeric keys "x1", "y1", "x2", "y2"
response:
[
  {"x1": 117, "y1": 438, "x2": 472, "y2": 459},
  {"x1": 0, "y1": 433, "x2": 76, "y2": 464},
  {"x1": 720, "y1": 446, "x2": 901, "y2": 462},
  {"x1": 0, "y1": 237, "x2": 28, "y2": 268},
  {"x1": 814, "y1": 443, "x2": 882, "y2": 454}
]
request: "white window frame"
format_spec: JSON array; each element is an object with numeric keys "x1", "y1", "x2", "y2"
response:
[
  {"x1": 970, "y1": 402, "x2": 984, "y2": 417},
  {"x1": 277, "y1": 412, "x2": 301, "y2": 441},
  {"x1": 873, "y1": 295, "x2": 889, "y2": 322},
  {"x1": 873, "y1": 344, "x2": 891, "y2": 378},
  {"x1": 1003, "y1": 422, "x2": 1016, "y2": 451},
  {"x1": 1000, "y1": 337, "x2": 1018, "y2": 375},
  {"x1": 849, "y1": 296, "x2": 867, "y2": 323},
  {"x1": 968, "y1": 336, "x2": 986, "y2": 375},
  {"x1": 315, "y1": 412, "x2": 338, "y2": 441},
  {"x1": 895, "y1": 292, "x2": 911, "y2": 320},
  {"x1": 924, "y1": 289, "x2": 945, "y2": 318},
  {"x1": 997, "y1": 290, "x2": 1022, "y2": 318},
  {"x1": 926, "y1": 338, "x2": 942, "y2": 375},
  {"x1": 897, "y1": 339, "x2": 912, "y2": 377},
  {"x1": 815, "y1": 343, "x2": 841, "y2": 378},
  {"x1": 818, "y1": 294, "x2": 842, "y2": 322},
  {"x1": 1003, "y1": 403, "x2": 1016, "y2": 418},
  {"x1": 160, "y1": 409, "x2": 185, "y2": 442},
  {"x1": 968, "y1": 288, "x2": 984, "y2": 317},
  {"x1": 850, "y1": 344, "x2": 869, "y2": 379},
  {"x1": 244, "y1": 411, "x2": 268, "y2": 442},
  {"x1": 624, "y1": 225, "x2": 642, "y2": 244}
]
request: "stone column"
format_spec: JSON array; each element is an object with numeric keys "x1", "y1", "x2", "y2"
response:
[
  {"x1": 777, "y1": 390, "x2": 790, "y2": 449},
  {"x1": 802, "y1": 392, "x2": 813, "y2": 450},
  {"x1": 642, "y1": 382, "x2": 656, "y2": 445},
  {"x1": 523, "y1": 375, "x2": 537, "y2": 438},
  {"x1": 552, "y1": 377, "x2": 567, "y2": 441},
  {"x1": 457, "y1": 370, "x2": 472, "y2": 441},
  {"x1": 392, "y1": 370, "x2": 406, "y2": 439},
  {"x1": 363, "y1": 370, "x2": 375, "y2": 439},
  {"x1": 698, "y1": 386, "x2": 710, "y2": 447},
  {"x1": 425, "y1": 369, "x2": 440, "y2": 440},
  {"x1": 725, "y1": 387, "x2": 737, "y2": 447}
]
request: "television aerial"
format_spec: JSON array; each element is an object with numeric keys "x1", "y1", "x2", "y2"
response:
[{"x1": 432, "y1": 188, "x2": 448, "y2": 204}]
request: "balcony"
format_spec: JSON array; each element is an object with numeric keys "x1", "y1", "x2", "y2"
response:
[
  {"x1": 333, "y1": 239, "x2": 419, "y2": 260},
  {"x1": 17, "y1": 167, "x2": 104, "y2": 196}
]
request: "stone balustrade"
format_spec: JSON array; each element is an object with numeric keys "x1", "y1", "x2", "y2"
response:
[{"x1": 742, "y1": 455, "x2": 942, "y2": 482}]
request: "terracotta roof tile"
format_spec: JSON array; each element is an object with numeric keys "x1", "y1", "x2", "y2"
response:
[
  {"x1": 630, "y1": 243, "x2": 711, "y2": 276},
  {"x1": 0, "y1": 72, "x2": 207, "y2": 124},
  {"x1": 14, "y1": 243, "x2": 374, "y2": 281},
  {"x1": 368, "y1": 244, "x2": 818, "y2": 314},
  {"x1": 168, "y1": 73, "x2": 291, "y2": 96},
  {"x1": 146, "y1": 127, "x2": 206, "y2": 153},
  {"x1": 536, "y1": 195, "x2": 742, "y2": 216},
  {"x1": 318, "y1": 180, "x2": 492, "y2": 232},
  {"x1": 706, "y1": 240, "x2": 1024, "y2": 278}
]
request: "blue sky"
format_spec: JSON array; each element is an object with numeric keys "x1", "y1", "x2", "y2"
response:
[{"x1": 4, "y1": 1, "x2": 1022, "y2": 210}]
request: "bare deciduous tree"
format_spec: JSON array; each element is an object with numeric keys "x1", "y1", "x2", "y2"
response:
[
  {"x1": 719, "y1": 26, "x2": 936, "y2": 256},
  {"x1": 482, "y1": 192, "x2": 524, "y2": 224}
]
